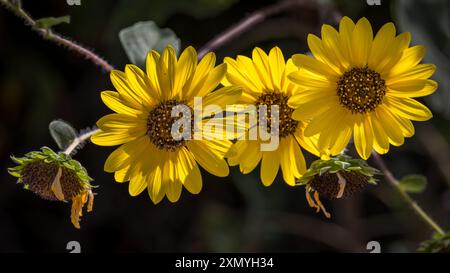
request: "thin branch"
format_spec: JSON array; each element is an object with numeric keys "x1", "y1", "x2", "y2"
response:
[
  {"x1": 63, "y1": 128, "x2": 100, "y2": 156},
  {"x1": 0, "y1": 0, "x2": 114, "y2": 72},
  {"x1": 371, "y1": 151, "x2": 445, "y2": 235},
  {"x1": 197, "y1": 0, "x2": 318, "y2": 59}
]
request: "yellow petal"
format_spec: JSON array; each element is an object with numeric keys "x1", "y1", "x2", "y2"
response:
[
  {"x1": 115, "y1": 166, "x2": 131, "y2": 183},
  {"x1": 288, "y1": 70, "x2": 335, "y2": 89},
  {"x1": 386, "y1": 64, "x2": 436, "y2": 84},
  {"x1": 96, "y1": 113, "x2": 147, "y2": 131},
  {"x1": 279, "y1": 136, "x2": 303, "y2": 186},
  {"x1": 375, "y1": 106, "x2": 404, "y2": 146},
  {"x1": 239, "y1": 141, "x2": 262, "y2": 174},
  {"x1": 351, "y1": 17, "x2": 373, "y2": 67},
  {"x1": 338, "y1": 16, "x2": 356, "y2": 62},
  {"x1": 174, "y1": 46, "x2": 197, "y2": 98},
  {"x1": 158, "y1": 46, "x2": 177, "y2": 99},
  {"x1": 252, "y1": 47, "x2": 274, "y2": 90},
  {"x1": 260, "y1": 150, "x2": 279, "y2": 186},
  {"x1": 125, "y1": 64, "x2": 156, "y2": 106},
  {"x1": 101, "y1": 91, "x2": 142, "y2": 116},
  {"x1": 178, "y1": 148, "x2": 202, "y2": 194},
  {"x1": 291, "y1": 54, "x2": 339, "y2": 79},
  {"x1": 370, "y1": 113, "x2": 390, "y2": 154},
  {"x1": 187, "y1": 140, "x2": 229, "y2": 177},
  {"x1": 368, "y1": 22, "x2": 396, "y2": 69},
  {"x1": 385, "y1": 96, "x2": 432, "y2": 121},
  {"x1": 104, "y1": 136, "x2": 149, "y2": 172},
  {"x1": 321, "y1": 24, "x2": 349, "y2": 71},
  {"x1": 166, "y1": 180, "x2": 182, "y2": 203},
  {"x1": 191, "y1": 63, "x2": 227, "y2": 99},
  {"x1": 388, "y1": 45, "x2": 426, "y2": 77},
  {"x1": 185, "y1": 52, "x2": 216, "y2": 99},
  {"x1": 268, "y1": 46, "x2": 285, "y2": 91},
  {"x1": 110, "y1": 70, "x2": 144, "y2": 109},
  {"x1": 388, "y1": 79, "x2": 437, "y2": 98},
  {"x1": 91, "y1": 130, "x2": 139, "y2": 146},
  {"x1": 376, "y1": 32, "x2": 411, "y2": 74},
  {"x1": 202, "y1": 86, "x2": 242, "y2": 108},
  {"x1": 223, "y1": 56, "x2": 262, "y2": 95},
  {"x1": 146, "y1": 50, "x2": 162, "y2": 99},
  {"x1": 147, "y1": 164, "x2": 165, "y2": 204},
  {"x1": 353, "y1": 115, "x2": 374, "y2": 160}
]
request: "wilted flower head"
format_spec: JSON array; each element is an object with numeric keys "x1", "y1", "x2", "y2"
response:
[
  {"x1": 297, "y1": 154, "x2": 379, "y2": 218},
  {"x1": 8, "y1": 147, "x2": 94, "y2": 229}
]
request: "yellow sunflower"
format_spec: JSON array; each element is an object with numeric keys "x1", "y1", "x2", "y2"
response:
[
  {"x1": 288, "y1": 17, "x2": 437, "y2": 159},
  {"x1": 91, "y1": 46, "x2": 241, "y2": 204},
  {"x1": 222, "y1": 47, "x2": 321, "y2": 186}
]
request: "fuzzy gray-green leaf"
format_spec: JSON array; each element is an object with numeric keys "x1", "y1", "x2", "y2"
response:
[{"x1": 49, "y1": 120, "x2": 78, "y2": 150}]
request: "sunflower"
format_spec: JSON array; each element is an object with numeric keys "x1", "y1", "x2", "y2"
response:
[
  {"x1": 288, "y1": 17, "x2": 437, "y2": 159},
  {"x1": 222, "y1": 47, "x2": 322, "y2": 186},
  {"x1": 91, "y1": 46, "x2": 241, "y2": 204}
]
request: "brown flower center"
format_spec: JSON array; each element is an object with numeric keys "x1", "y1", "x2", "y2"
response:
[
  {"x1": 256, "y1": 92, "x2": 298, "y2": 138},
  {"x1": 337, "y1": 67, "x2": 386, "y2": 114},
  {"x1": 22, "y1": 161, "x2": 84, "y2": 201},
  {"x1": 147, "y1": 99, "x2": 193, "y2": 151},
  {"x1": 309, "y1": 171, "x2": 369, "y2": 200}
]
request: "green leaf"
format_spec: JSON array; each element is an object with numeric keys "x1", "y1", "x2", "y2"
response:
[
  {"x1": 418, "y1": 232, "x2": 450, "y2": 253},
  {"x1": 399, "y1": 174, "x2": 427, "y2": 193},
  {"x1": 35, "y1": 16, "x2": 71, "y2": 30},
  {"x1": 49, "y1": 120, "x2": 78, "y2": 150},
  {"x1": 119, "y1": 21, "x2": 180, "y2": 68}
]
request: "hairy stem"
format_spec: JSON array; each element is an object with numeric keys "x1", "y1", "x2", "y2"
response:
[
  {"x1": 371, "y1": 151, "x2": 445, "y2": 235},
  {"x1": 0, "y1": 0, "x2": 114, "y2": 72},
  {"x1": 197, "y1": 0, "x2": 335, "y2": 59},
  {"x1": 63, "y1": 128, "x2": 100, "y2": 156}
]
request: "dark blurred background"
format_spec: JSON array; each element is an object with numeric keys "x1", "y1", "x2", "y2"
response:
[{"x1": 0, "y1": 0, "x2": 448, "y2": 253}]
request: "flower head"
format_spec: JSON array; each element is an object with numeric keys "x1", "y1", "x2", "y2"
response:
[
  {"x1": 8, "y1": 147, "x2": 94, "y2": 229},
  {"x1": 92, "y1": 46, "x2": 241, "y2": 204},
  {"x1": 222, "y1": 47, "x2": 322, "y2": 186},
  {"x1": 288, "y1": 17, "x2": 437, "y2": 159},
  {"x1": 298, "y1": 154, "x2": 379, "y2": 218}
]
